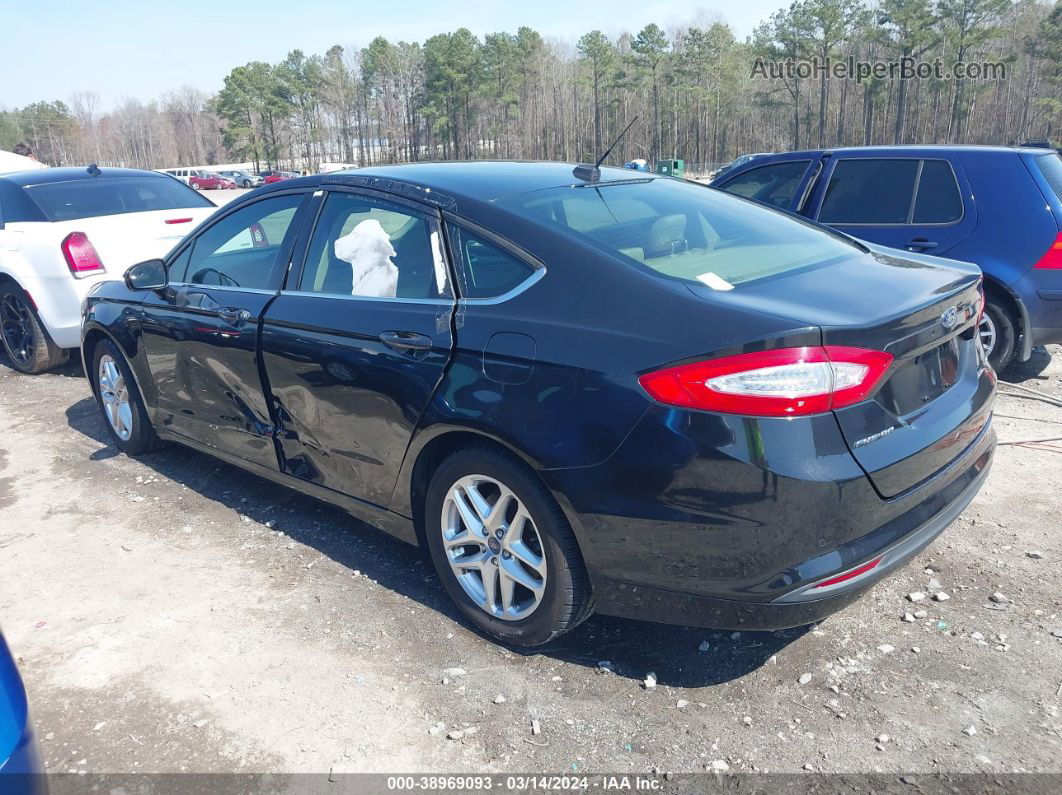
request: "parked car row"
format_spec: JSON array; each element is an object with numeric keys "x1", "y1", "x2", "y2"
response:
[{"x1": 260, "y1": 170, "x2": 299, "y2": 184}]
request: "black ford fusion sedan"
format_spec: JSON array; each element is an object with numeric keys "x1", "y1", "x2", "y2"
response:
[{"x1": 82, "y1": 162, "x2": 995, "y2": 647}]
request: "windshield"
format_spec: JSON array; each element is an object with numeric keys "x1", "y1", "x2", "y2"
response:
[
  {"x1": 500, "y1": 178, "x2": 861, "y2": 288},
  {"x1": 26, "y1": 176, "x2": 212, "y2": 222}
]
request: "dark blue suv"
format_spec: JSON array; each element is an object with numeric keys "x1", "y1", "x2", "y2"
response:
[{"x1": 711, "y1": 146, "x2": 1062, "y2": 370}]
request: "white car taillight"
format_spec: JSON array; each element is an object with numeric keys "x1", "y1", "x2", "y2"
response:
[{"x1": 61, "y1": 232, "x2": 105, "y2": 277}]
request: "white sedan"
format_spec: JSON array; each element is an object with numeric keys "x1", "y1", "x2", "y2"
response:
[{"x1": 0, "y1": 166, "x2": 216, "y2": 373}]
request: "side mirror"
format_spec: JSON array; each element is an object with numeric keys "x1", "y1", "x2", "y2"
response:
[{"x1": 124, "y1": 259, "x2": 167, "y2": 291}]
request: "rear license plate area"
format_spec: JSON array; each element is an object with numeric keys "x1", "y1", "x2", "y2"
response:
[{"x1": 877, "y1": 336, "x2": 962, "y2": 416}]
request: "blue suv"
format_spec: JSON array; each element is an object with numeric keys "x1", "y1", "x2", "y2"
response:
[{"x1": 711, "y1": 146, "x2": 1062, "y2": 370}]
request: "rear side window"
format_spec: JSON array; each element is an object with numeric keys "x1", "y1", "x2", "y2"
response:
[
  {"x1": 720, "y1": 160, "x2": 810, "y2": 209},
  {"x1": 913, "y1": 160, "x2": 962, "y2": 223},
  {"x1": 299, "y1": 192, "x2": 450, "y2": 300},
  {"x1": 1036, "y1": 153, "x2": 1062, "y2": 200},
  {"x1": 25, "y1": 176, "x2": 212, "y2": 222},
  {"x1": 499, "y1": 178, "x2": 860, "y2": 288},
  {"x1": 447, "y1": 225, "x2": 537, "y2": 299},
  {"x1": 818, "y1": 159, "x2": 919, "y2": 224}
]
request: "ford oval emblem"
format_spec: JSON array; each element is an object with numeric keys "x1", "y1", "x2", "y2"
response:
[{"x1": 940, "y1": 306, "x2": 959, "y2": 330}]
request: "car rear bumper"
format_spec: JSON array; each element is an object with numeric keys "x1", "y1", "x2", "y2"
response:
[
  {"x1": 545, "y1": 404, "x2": 995, "y2": 631},
  {"x1": 595, "y1": 439, "x2": 991, "y2": 630},
  {"x1": 1012, "y1": 268, "x2": 1062, "y2": 352}
]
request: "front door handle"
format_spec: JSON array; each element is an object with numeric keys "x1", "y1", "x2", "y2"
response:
[
  {"x1": 217, "y1": 307, "x2": 251, "y2": 327},
  {"x1": 906, "y1": 238, "x2": 939, "y2": 251},
  {"x1": 379, "y1": 330, "x2": 432, "y2": 352}
]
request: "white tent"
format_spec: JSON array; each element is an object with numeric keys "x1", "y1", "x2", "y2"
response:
[{"x1": 0, "y1": 151, "x2": 48, "y2": 175}]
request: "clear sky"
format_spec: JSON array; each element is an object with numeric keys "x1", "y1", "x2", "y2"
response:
[{"x1": 1, "y1": 0, "x2": 785, "y2": 109}]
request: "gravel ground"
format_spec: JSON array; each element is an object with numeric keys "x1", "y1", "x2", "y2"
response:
[{"x1": 0, "y1": 339, "x2": 1060, "y2": 777}]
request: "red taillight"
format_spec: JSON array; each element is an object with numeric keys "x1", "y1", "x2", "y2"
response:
[
  {"x1": 638, "y1": 346, "x2": 894, "y2": 417},
  {"x1": 165, "y1": 217, "x2": 193, "y2": 225},
  {"x1": 812, "y1": 556, "x2": 883, "y2": 589},
  {"x1": 61, "y1": 232, "x2": 104, "y2": 277},
  {"x1": 1034, "y1": 231, "x2": 1062, "y2": 269}
]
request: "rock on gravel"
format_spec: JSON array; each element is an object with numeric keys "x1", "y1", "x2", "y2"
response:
[
  {"x1": 908, "y1": 592, "x2": 927, "y2": 602},
  {"x1": 933, "y1": 592, "x2": 951, "y2": 602},
  {"x1": 990, "y1": 592, "x2": 1009, "y2": 604},
  {"x1": 798, "y1": 673, "x2": 813, "y2": 685}
]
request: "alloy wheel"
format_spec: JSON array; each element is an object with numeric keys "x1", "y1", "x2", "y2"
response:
[
  {"x1": 979, "y1": 313, "x2": 997, "y2": 360},
  {"x1": 98, "y1": 354, "x2": 133, "y2": 441},
  {"x1": 0, "y1": 292, "x2": 34, "y2": 366},
  {"x1": 440, "y1": 474, "x2": 547, "y2": 620}
]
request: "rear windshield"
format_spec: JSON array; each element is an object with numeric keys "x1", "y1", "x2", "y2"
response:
[
  {"x1": 26, "y1": 176, "x2": 213, "y2": 222},
  {"x1": 1036, "y1": 153, "x2": 1062, "y2": 201},
  {"x1": 499, "y1": 177, "x2": 861, "y2": 287}
]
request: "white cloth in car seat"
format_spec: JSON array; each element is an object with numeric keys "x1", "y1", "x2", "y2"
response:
[{"x1": 333, "y1": 219, "x2": 398, "y2": 298}]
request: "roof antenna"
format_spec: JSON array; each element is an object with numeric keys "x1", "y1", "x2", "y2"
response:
[
  {"x1": 573, "y1": 116, "x2": 639, "y2": 183},
  {"x1": 87, "y1": 163, "x2": 101, "y2": 177}
]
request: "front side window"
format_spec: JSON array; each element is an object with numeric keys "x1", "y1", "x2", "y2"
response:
[
  {"x1": 299, "y1": 192, "x2": 450, "y2": 299},
  {"x1": 173, "y1": 193, "x2": 303, "y2": 288},
  {"x1": 720, "y1": 160, "x2": 810, "y2": 209},
  {"x1": 446, "y1": 225, "x2": 538, "y2": 299},
  {"x1": 500, "y1": 178, "x2": 860, "y2": 288},
  {"x1": 818, "y1": 159, "x2": 919, "y2": 224}
]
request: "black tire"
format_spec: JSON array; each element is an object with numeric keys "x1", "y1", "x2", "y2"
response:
[
  {"x1": 0, "y1": 281, "x2": 67, "y2": 374},
  {"x1": 982, "y1": 296, "x2": 1017, "y2": 372},
  {"x1": 90, "y1": 339, "x2": 163, "y2": 455},
  {"x1": 424, "y1": 446, "x2": 594, "y2": 647}
]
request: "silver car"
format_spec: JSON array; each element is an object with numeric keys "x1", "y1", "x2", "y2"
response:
[{"x1": 217, "y1": 170, "x2": 263, "y2": 188}]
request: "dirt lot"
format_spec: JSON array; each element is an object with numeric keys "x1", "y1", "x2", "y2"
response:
[{"x1": 0, "y1": 341, "x2": 1060, "y2": 777}]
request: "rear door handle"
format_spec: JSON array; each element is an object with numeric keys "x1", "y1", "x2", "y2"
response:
[
  {"x1": 380, "y1": 330, "x2": 432, "y2": 351},
  {"x1": 906, "y1": 238, "x2": 938, "y2": 251},
  {"x1": 217, "y1": 307, "x2": 251, "y2": 327}
]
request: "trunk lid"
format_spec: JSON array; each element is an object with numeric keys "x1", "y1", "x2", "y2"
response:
[
  {"x1": 688, "y1": 243, "x2": 994, "y2": 498},
  {"x1": 52, "y1": 207, "x2": 216, "y2": 271}
]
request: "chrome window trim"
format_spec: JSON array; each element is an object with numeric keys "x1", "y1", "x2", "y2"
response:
[
  {"x1": 278, "y1": 289, "x2": 453, "y2": 306},
  {"x1": 166, "y1": 282, "x2": 279, "y2": 296},
  {"x1": 456, "y1": 265, "x2": 546, "y2": 306}
]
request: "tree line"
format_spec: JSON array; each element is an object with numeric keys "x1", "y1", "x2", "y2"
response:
[{"x1": 2, "y1": 0, "x2": 1061, "y2": 176}]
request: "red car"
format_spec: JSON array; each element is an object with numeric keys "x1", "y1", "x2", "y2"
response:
[
  {"x1": 261, "y1": 170, "x2": 298, "y2": 184},
  {"x1": 189, "y1": 170, "x2": 223, "y2": 190}
]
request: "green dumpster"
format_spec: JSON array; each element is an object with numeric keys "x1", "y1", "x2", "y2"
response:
[{"x1": 655, "y1": 159, "x2": 685, "y2": 179}]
